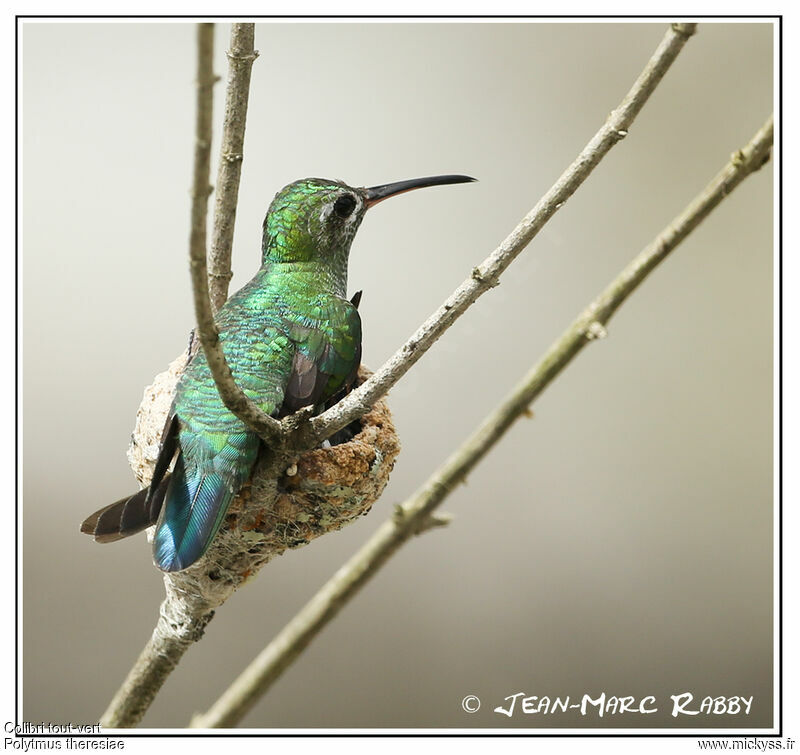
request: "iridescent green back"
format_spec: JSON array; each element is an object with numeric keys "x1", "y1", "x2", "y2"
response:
[{"x1": 153, "y1": 178, "x2": 366, "y2": 571}]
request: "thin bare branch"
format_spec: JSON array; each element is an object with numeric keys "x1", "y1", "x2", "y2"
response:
[
  {"x1": 99, "y1": 589, "x2": 214, "y2": 728},
  {"x1": 185, "y1": 24, "x2": 283, "y2": 446},
  {"x1": 100, "y1": 23, "x2": 707, "y2": 728},
  {"x1": 301, "y1": 22, "x2": 699, "y2": 448},
  {"x1": 190, "y1": 113, "x2": 773, "y2": 728},
  {"x1": 99, "y1": 22, "x2": 218, "y2": 728},
  {"x1": 208, "y1": 24, "x2": 259, "y2": 312}
]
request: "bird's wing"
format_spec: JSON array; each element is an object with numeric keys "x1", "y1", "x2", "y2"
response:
[{"x1": 281, "y1": 295, "x2": 362, "y2": 414}]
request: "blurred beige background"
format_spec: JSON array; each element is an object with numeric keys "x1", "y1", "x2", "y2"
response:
[{"x1": 21, "y1": 21, "x2": 774, "y2": 729}]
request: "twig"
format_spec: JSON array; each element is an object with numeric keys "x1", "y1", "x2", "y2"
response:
[
  {"x1": 189, "y1": 114, "x2": 773, "y2": 728},
  {"x1": 185, "y1": 24, "x2": 283, "y2": 446},
  {"x1": 192, "y1": 22, "x2": 697, "y2": 452},
  {"x1": 100, "y1": 22, "x2": 702, "y2": 728},
  {"x1": 99, "y1": 23, "x2": 219, "y2": 728},
  {"x1": 208, "y1": 24, "x2": 259, "y2": 312},
  {"x1": 301, "y1": 22, "x2": 699, "y2": 447},
  {"x1": 99, "y1": 590, "x2": 215, "y2": 728}
]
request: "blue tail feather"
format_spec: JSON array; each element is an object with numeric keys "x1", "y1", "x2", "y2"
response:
[{"x1": 153, "y1": 455, "x2": 235, "y2": 572}]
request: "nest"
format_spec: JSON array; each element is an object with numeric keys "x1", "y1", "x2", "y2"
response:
[{"x1": 127, "y1": 354, "x2": 400, "y2": 614}]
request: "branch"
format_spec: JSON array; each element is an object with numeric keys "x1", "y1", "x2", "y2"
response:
[
  {"x1": 98, "y1": 23, "x2": 219, "y2": 728},
  {"x1": 185, "y1": 23, "x2": 283, "y2": 446},
  {"x1": 99, "y1": 586, "x2": 215, "y2": 728},
  {"x1": 99, "y1": 22, "x2": 704, "y2": 728},
  {"x1": 190, "y1": 114, "x2": 773, "y2": 728},
  {"x1": 208, "y1": 24, "x2": 259, "y2": 312},
  {"x1": 193, "y1": 23, "x2": 698, "y2": 453},
  {"x1": 302, "y1": 22, "x2": 699, "y2": 447}
]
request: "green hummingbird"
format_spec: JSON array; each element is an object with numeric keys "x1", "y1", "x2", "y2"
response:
[{"x1": 81, "y1": 174, "x2": 475, "y2": 571}]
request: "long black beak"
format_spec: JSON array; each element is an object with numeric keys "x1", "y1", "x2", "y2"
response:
[{"x1": 365, "y1": 174, "x2": 476, "y2": 207}]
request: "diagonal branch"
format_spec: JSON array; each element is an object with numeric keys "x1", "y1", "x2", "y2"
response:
[
  {"x1": 99, "y1": 22, "x2": 704, "y2": 729},
  {"x1": 191, "y1": 22, "x2": 698, "y2": 454},
  {"x1": 300, "y1": 22, "x2": 699, "y2": 447},
  {"x1": 189, "y1": 114, "x2": 773, "y2": 728}
]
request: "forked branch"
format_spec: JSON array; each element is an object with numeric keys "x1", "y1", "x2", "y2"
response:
[
  {"x1": 101, "y1": 21, "x2": 708, "y2": 729},
  {"x1": 191, "y1": 114, "x2": 773, "y2": 728},
  {"x1": 189, "y1": 23, "x2": 699, "y2": 453}
]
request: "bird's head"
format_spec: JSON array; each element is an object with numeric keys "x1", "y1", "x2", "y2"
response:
[{"x1": 261, "y1": 174, "x2": 476, "y2": 268}]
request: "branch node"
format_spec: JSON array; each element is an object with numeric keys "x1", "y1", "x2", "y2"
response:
[
  {"x1": 605, "y1": 123, "x2": 630, "y2": 143},
  {"x1": 226, "y1": 50, "x2": 260, "y2": 62},
  {"x1": 585, "y1": 321, "x2": 608, "y2": 341},
  {"x1": 416, "y1": 512, "x2": 454, "y2": 534},
  {"x1": 222, "y1": 152, "x2": 244, "y2": 163},
  {"x1": 471, "y1": 266, "x2": 500, "y2": 288},
  {"x1": 282, "y1": 405, "x2": 316, "y2": 436}
]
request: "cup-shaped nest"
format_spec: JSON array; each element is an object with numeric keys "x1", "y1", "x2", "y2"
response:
[{"x1": 127, "y1": 354, "x2": 400, "y2": 611}]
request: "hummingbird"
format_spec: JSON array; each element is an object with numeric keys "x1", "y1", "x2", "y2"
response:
[{"x1": 81, "y1": 174, "x2": 475, "y2": 572}]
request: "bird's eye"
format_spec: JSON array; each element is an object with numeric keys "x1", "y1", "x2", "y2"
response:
[{"x1": 333, "y1": 193, "x2": 357, "y2": 219}]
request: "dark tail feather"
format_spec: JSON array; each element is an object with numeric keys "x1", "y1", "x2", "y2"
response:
[
  {"x1": 81, "y1": 412, "x2": 179, "y2": 544},
  {"x1": 149, "y1": 413, "x2": 179, "y2": 499},
  {"x1": 81, "y1": 475, "x2": 171, "y2": 543}
]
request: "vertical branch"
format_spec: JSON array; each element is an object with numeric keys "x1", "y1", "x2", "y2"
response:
[
  {"x1": 208, "y1": 23, "x2": 259, "y2": 312},
  {"x1": 189, "y1": 23, "x2": 216, "y2": 294},
  {"x1": 187, "y1": 20, "x2": 218, "y2": 371},
  {"x1": 99, "y1": 22, "x2": 218, "y2": 729},
  {"x1": 187, "y1": 24, "x2": 282, "y2": 445}
]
